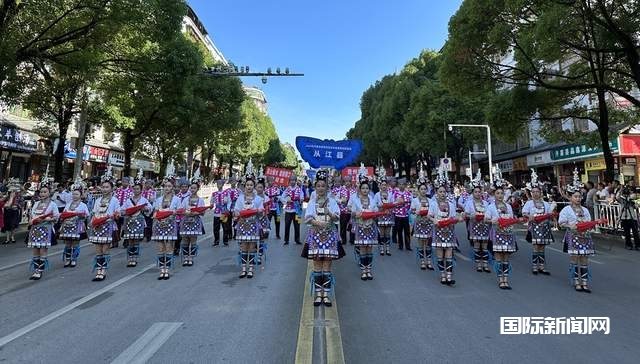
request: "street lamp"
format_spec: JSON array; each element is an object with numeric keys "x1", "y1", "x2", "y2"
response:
[
  {"x1": 468, "y1": 150, "x2": 486, "y2": 179},
  {"x1": 206, "y1": 65, "x2": 304, "y2": 84},
  {"x1": 448, "y1": 124, "x2": 493, "y2": 185}
]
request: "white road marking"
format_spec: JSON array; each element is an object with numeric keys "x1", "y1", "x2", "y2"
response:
[
  {"x1": 110, "y1": 322, "x2": 183, "y2": 364},
  {"x1": 0, "y1": 263, "x2": 155, "y2": 347},
  {"x1": 455, "y1": 252, "x2": 471, "y2": 262},
  {"x1": 547, "y1": 247, "x2": 604, "y2": 264}
]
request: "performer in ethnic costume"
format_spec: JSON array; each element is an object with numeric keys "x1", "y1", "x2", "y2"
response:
[
  {"x1": 280, "y1": 174, "x2": 304, "y2": 245},
  {"x1": 27, "y1": 185, "x2": 60, "y2": 280},
  {"x1": 348, "y1": 170, "x2": 379, "y2": 281},
  {"x1": 59, "y1": 179, "x2": 89, "y2": 268},
  {"x1": 302, "y1": 170, "x2": 344, "y2": 306},
  {"x1": 121, "y1": 174, "x2": 152, "y2": 267},
  {"x1": 522, "y1": 168, "x2": 554, "y2": 275},
  {"x1": 234, "y1": 165, "x2": 264, "y2": 279},
  {"x1": 255, "y1": 172, "x2": 271, "y2": 265},
  {"x1": 373, "y1": 166, "x2": 395, "y2": 256},
  {"x1": 265, "y1": 175, "x2": 282, "y2": 239},
  {"x1": 179, "y1": 182, "x2": 205, "y2": 266},
  {"x1": 88, "y1": 168, "x2": 120, "y2": 282},
  {"x1": 558, "y1": 169, "x2": 595, "y2": 293},
  {"x1": 335, "y1": 176, "x2": 353, "y2": 245},
  {"x1": 411, "y1": 173, "x2": 434, "y2": 270},
  {"x1": 173, "y1": 178, "x2": 191, "y2": 256},
  {"x1": 141, "y1": 172, "x2": 157, "y2": 242},
  {"x1": 152, "y1": 179, "x2": 181, "y2": 280},
  {"x1": 465, "y1": 170, "x2": 491, "y2": 272},
  {"x1": 113, "y1": 176, "x2": 134, "y2": 248},
  {"x1": 486, "y1": 181, "x2": 519, "y2": 290},
  {"x1": 428, "y1": 167, "x2": 460, "y2": 285},
  {"x1": 211, "y1": 179, "x2": 231, "y2": 246}
]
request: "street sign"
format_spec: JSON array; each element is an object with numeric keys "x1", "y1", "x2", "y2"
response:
[{"x1": 440, "y1": 158, "x2": 452, "y2": 171}]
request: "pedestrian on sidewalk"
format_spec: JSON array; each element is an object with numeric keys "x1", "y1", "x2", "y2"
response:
[
  {"x1": 26, "y1": 185, "x2": 59, "y2": 280},
  {"x1": 1, "y1": 179, "x2": 23, "y2": 244}
]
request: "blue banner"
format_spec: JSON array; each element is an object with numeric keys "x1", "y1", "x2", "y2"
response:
[
  {"x1": 306, "y1": 169, "x2": 317, "y2": 181},
  {"x1": 295, "y1": 136, "x2": 362, "y2": 170}
]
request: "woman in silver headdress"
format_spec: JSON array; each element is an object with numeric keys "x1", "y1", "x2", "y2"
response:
[
  {"x1": 522, "y1": 168, "x2": 554, "y2": 275},
  {"x1": 558, "y1": 169, "x2": 595, "y2": 293},
  {"x1": 302, "y1": 170, "x2": 344, "y2": 306},
  {"x1": 88, "y1": 174, "x2": 120, "y2": 282},
  {"x1": 26, "y1": 185, "x2": 60, "y2": 280},
  {"x1": 59, "y1": 179, "x2": 90, "y2": 268}
]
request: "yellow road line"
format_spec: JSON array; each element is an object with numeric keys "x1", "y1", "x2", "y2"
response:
[
  {"x1": 324, "y1": 295, "x2": 345, "y2": 364},
  {"x1": 294, "y1": 260, "x2": 314, "y2": 364}
]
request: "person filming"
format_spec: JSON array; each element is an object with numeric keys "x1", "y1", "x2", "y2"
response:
[{"x1": 617, "y1": 185, "x2": 640, "y2": 250}]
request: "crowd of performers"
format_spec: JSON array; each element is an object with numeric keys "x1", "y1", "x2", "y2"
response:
[{"x1": 16, "y1": 159, "x2": 601, "y2": 297}]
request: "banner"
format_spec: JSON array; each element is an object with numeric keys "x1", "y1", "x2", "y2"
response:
[
  {"x1": 295, "y1": 136, "x2": 362, "y2": 169},
  {"x1": 0, "y1": 124, "x2": 37, "y2": 152},
  {"x1": 341, "y1": 166, "x2": 374, "y2": 180},
  {"x1": 265, "y1": 166, "x2": 293, "y2": 187}
]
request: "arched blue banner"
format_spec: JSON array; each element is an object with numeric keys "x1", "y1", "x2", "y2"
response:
[{"x1": 295, "y1": 136, "x2": 363, "y2": 170}]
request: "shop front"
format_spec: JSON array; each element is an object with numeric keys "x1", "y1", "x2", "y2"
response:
[
  {"x1": 0, "y1": 123, "x2": 38, "y2": 181},
  {"x1": 550, "y1": 140, "x2": 619, "y2": 186},
  {"x1": 108, "y1": 151, "x2": 125, "y2": 179},
  {"x1": 526, "y1": 151, "x2": 556, "y2": 185}
]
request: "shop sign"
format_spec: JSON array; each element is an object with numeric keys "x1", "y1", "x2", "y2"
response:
[
  {"x1": 620, "y1": 135, "x2": 640, "y2": 155},
  {"x1": 133, "y1": 159, "x2": 156, "y2": 171},
  {"x1": 527, "y1": 151, "x2": 552, "y2": 166},
  {"x1": 624, "y1": 157, "x2": 637, "y2": 165},
  {"x1": 551, "y1": 140, "x2": 618, "y2": 161},
  {"x1": 0, "y1": 124, "x2": 37, "y2": 152},
  {"x1": 513, "y1": 157, "x2": 528, "y2": 171},
  {"x1": 584, "y1": 158, "x2": 606, "y2": 171},
  {"x1": 497, "y1": 160, "x2": 513, "y2": 173},
  {"x1": 108, "y1": 151, "x2": 125, "y2": 167},
  {"x1": 87, "y1": 146, "x2": 109, "y2": 162}
]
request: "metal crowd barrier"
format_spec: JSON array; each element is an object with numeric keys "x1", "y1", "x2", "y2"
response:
[{"x1": 592, "y1": 202, "x2": 640, "y2": 234}]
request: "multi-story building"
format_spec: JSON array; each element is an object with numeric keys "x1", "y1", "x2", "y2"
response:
[{"x1": 243, "y1": 86, "x2": 268, "y2": 114}]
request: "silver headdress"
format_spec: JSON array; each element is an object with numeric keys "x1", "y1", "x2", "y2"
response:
[
  {"x1": 492, "y1": 165, "x2": 510, "y2": 189},
  {"x1": 165, "y1": 160, "x2": 176, "y2": 181},
  {"x1": 433, "y1": 166, "x2": 449, "y2": 188},
  {"x1": 70, "y1": 177, "x2": 87, "y2": 191},
  {"x1": 6, "y1": 177, "x2": 22, "y2": 192},
  {"x1": 417, "y1": 162, "x2": 429, "y2": 186},
  {"x1": 135, "y1": 168, "x2": 145, "y2": 185},
  {"x1": 375, "y1": 165, "x2": 387, "y2": 184},
  {"x1": 101, "y1": 164, "x2": 114, "y2": 183},
  {"x1": 470, "y1": 169, "x2": 485, "y2": 189},
  {"x1": 190, "y1": 167, "x2": 202, "y2": 184},
  {"x1": 357, "y1": 162, "x2": 370, "y2": 184},
  {"x1": 566, "y1": 168, "x2": 584, "y2": 194},
  {"x1": 525, "y1": 168, "x2": 541, "y2": 190},
  {"x1": 244, "y1": 158, "x2": 255, "y2": 181}
]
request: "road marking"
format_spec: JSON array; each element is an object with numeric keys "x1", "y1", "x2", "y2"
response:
[
  {"x1": 0, "y1": 242, "x2": 93, "y2": 272},
  {"x1": 294, "y1": 260, "x2": 314, "y2": 364},
  {"x1": 324, "y1": 296, "x2": 345, "y2": 364},
  {"x1": 0, "y1": 263, "x2": 155, "y2": 347},
  {"x1": 547, "y1": 247, "x2": 604, "y2": 264},
  {"x1": 110, "y1": 322, "x2": 182, "y2": 364},
  {"x1": 455, "y1": 252, "x2": 471, "y2": 262}
]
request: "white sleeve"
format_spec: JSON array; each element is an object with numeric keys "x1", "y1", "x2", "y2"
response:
[
  {"x1": 410, "y1": 198, "x2": 420, "y2": 211},
  {"x1": 464, "y1": 199, "x2": 475, "y2": 215},
  {"x1": 170, "y1": 196, "x2": 181, "y2": 210},
  {"x1": 522, "y1": 201, "x2": 532, "y2": 216},
  {"x1": 558, "y1": 206, "x2": 572, "y2": 225},
  {"x1": 328, "y1": 198, "x2": 340, "y2": 216},
  {"x1": 305, "y1": 199, "x2": 316, "y2": 219},
  {"x1": 234, "y1": 195, "x2": 244, "y2": 214}
]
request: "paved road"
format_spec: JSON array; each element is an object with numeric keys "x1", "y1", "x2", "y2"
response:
[{"x1": 0, "y1": 216, "x2": 638, "y2": 363}]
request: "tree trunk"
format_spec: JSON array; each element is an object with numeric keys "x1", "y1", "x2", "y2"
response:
[
  {"x1": 73, "y1": 90, "x2": 88, "y2": 180},
  {"x1": 123, "y1": 130, "x2": 134, "y2": 177},
  {"x1": 596, "y1": 87, "x2": 615, "y2": 182},
  {"x1": 54, "y1": 121, "x2": 70, "y2": 182},
  {"x1": 158, "y1": 155, "x2": 168, "y2": 178}
]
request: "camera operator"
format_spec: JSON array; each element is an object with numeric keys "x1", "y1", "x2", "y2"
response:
[{"x1": 616, "y1": 186, "x2": 640, "y2": 250}]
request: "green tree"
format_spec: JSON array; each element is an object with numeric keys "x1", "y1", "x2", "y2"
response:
[{"x1": 441, "y1": 0, "x2": 639, "y2": 180}]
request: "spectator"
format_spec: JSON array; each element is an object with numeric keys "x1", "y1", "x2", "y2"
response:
[
  {"x1": 1, "y1": 179, "x2": 23, "y2": 244},
  {"x1": 596, "y1": 182, "x2": 609, "y2": 201},
  {"x1": 585, "y1": 181, "x2": 596, "y2": 216}
]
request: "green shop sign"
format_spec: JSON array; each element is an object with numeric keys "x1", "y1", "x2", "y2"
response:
[{"x1": 551, "y1": 140, "x2": 619, "y2": 161}]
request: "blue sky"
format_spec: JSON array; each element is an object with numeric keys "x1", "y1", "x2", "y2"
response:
[{"x1": 188, "y1": 0, "x2": 463, "y2": 146}]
